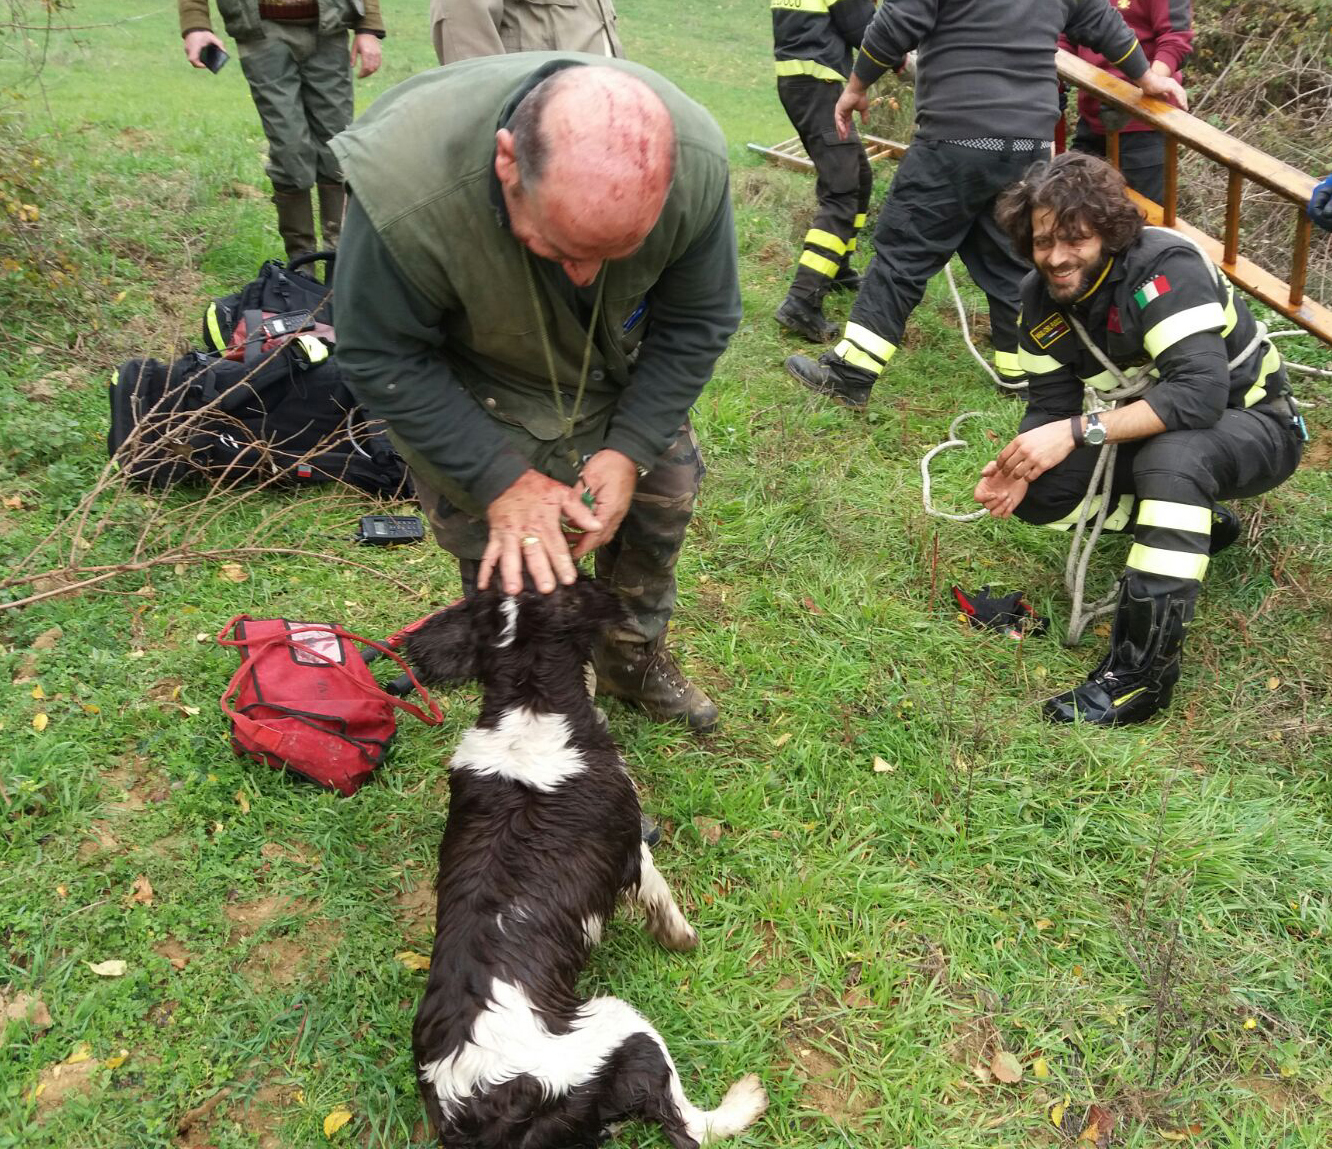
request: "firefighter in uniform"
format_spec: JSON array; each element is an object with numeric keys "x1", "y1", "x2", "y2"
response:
[
  {"x1": 771, "y1": 0, "x2": 876, "y2": 344},
  {"x1": 179, "y1": 0, "x2": 385, "y2": 260},
  {"x1": 330, "y1": 56, "x2": 740, "y2": 733},
  {"x1": 785, "y1": 0, "x2": 1185, "y2": 409},
  {"x1": 976, "y1": 153, "x2": 1305, "y2": 725}
]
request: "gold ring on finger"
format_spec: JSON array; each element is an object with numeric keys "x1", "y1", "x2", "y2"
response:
[{"x1": 520, "y1": 535, "x2": 540, "y2": 548}]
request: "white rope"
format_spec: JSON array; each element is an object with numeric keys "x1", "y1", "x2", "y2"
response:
[
  {"x1": 943, "y1": 263, "x2": 1028, "y2": 392},
  {"x1": 921, "y1": 412, "x2": 990, "y2": 522}
]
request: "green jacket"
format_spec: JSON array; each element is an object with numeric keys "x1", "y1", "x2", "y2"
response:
[
  {"x1": 177, "y1": 0, "x2": 384, "y2": 42},
  {"x1": 330, "y1": 53, "x2": 740, "y2": 517}
]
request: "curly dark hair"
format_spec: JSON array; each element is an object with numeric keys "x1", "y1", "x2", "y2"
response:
[{"x1": 995, "y1": 152, "x2": 1145, "y2": 261}]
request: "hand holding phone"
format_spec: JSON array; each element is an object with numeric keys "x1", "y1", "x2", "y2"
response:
[
  {"x1": 200, "y1": 43, "x2": 229, "y2": 73},
  {"x1": 183, "y1": 30, "x2": 228, "y2": 72}
]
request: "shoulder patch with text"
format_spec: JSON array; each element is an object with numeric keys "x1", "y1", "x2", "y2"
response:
[{"x1": 1030, "y1": 312, "x2": 1070, "y2": 349}]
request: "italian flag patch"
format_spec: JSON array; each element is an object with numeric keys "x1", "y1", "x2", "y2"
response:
[{"x1": 1134, "y1": 275, "x2": 1171, "y2": 308}]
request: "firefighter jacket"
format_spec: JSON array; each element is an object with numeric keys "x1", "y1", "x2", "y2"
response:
[
  {"x1": 852, "y1": 0, "x2": 1147, "y2": 143},
  {"x1": 1018, "y1": 227, "x2": 1285, "y2": 432},
  {"x1": 177, "y1": 0, "x2": 384, "y2": 41},
  {"x1": 1058, "y1": 0, "x2": 1193, "y2": 136},
  {"x1": 772, "y1": 0, "x2": 875, "y2": 84},
  {"x1": 429, "y1": 0, "x2": 621, "y2": 67},
  {"x1": 329, "y1": 53, "x2": 740, "y2": 517}
]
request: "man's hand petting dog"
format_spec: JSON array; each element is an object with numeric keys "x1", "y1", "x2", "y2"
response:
[{"x1": 479, "y1": 468, "x2": 601, "y2": 595}]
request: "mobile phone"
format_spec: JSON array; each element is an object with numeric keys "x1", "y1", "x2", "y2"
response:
[{"x1": 200, "y1": 44, "x2": 229, "y2": 73}]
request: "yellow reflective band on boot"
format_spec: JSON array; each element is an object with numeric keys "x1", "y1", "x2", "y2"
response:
[
  {"x1": 842, "y1": 321, "x2": 895, "y2": 364},
  {"x1": 1243, "y1": 342, "x2": 1282, "y2": 407},
  {"x1": 804, "y1": 229, "x2": 847, "y2": 256},
  {"x1": 1019, "y1": 347, "x2": 1063, "y2": 376},
  {"x1": 1143, "y1": 302, "x2": 1226, "y2": 358},
  {"x1": 833, "y1": 339, "x2": 884, "y2": 374},
  {"x1": 1126, "y1": 544, "x2": 1209, "y2": 581},
  {"x1": 993, "y1": 349, "x2": 1024, "y2": 379},
  {"x1": 1113, "y1": 687, "x2": 1147, "y2": 708},
  {"x1": 1135, "y1": 499, "x2": 1212, "y2": 535},
  {"x1": 774, "y1": 59, "x2": 844, "y2": 83},
  {"x1": 205, "y1": 302, "x2": 225, "y2": 352},
  {"x1": 799, "y1": 250, "x2": 840, "y2": 278}
]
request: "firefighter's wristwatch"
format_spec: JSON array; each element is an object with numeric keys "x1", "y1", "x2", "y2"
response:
[{"x1": 1083, "y1": 412, "x2": 1108, "y2": 447}]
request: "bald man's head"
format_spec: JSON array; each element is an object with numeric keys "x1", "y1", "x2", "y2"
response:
[{"x1": 495, "y1": 67, "x2": 677, "y2": 286}]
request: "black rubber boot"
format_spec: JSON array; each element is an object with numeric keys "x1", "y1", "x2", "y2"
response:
[
  {"x1": 1209, "y1": 504, "x2": 1241, "y2": 555},
  {"x1": 784, "y1": 351, "x2": 875, "y2": 411},
  {"x1": 1044, "y1": 577, "x2": 1196, "y2": 726},
  {"x1": 775, "y1": 292, "x2": 838, "y2": 343},
  {"x1": 593, "y1": 636, "x2": 719, "y2": 733},
  {"x1": 831, "y1": 263, "x2": 862, "y2": 294},
  {"x1": 272, "y1": 188, "x2": 317, "y2": 263},
  {"x1": 316, "y1": 182, "x2": 346, "y2": 251}
]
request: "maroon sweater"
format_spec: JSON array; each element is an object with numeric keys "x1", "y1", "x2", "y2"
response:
[{"x1": 1059, "y1": 0, "x2": 1193, "y2": 135}]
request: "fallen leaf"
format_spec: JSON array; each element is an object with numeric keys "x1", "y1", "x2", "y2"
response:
[
  {"x1": 128, "y1": 875, "x2": 154, "y2": 906},
  {"x1": 104, "y1": 1049, "x2": 129, "y2": 1069},
  {"x1": 32, "y1": 713, "x2": 49, "y2": 732},
  {"x1": 174, "y1": 563, "x2": 188, "y2": 576},
  {"x1": 1050, "y1": 1099, "x2": 1069, "y2": 1128},
  {"x1": 127, "y1": 649, "x2": 145, "y2": 659},
  {"x1": 801, "y1": 596, "x2": 823, "y2": 614},
  {"x1": 989, "y1": 1049, "x2": 1024, "y2": 1084},
  {"x1": 218, "y1": 562, "x2": 249, "y2": 583},
  {"x1": 154, "y1": 939, "x2": 192, "y2": 970},
  {"x1": 1093, "y1": 622, "x2": 1112, "y2": 638},
  {"x1": 235, "y1": 790, "x2": 251, "y2": 814},
  {"x1": 82, "y1": 704, "x2": 100, "y2": 715},
  {"x1": 1267, "y1": 676, "x2": 1280, "y2": 690},
  {"x1": 86, "y1": 960, "x2": 127, "y2": 977},
  {"x1": 195, "y1": 632, "x2": 210, "y2": 643},
  {"x1": 772, "y1": 731, "x2": 792, "y2": 748},
  {"x1": 1243, "y1": 1017, "x2": 1257, "y2": 1030},
  {"x1": 56, "y1": 885, "x2": 68, "y2": 898},
  {"x1": 2, "y1": 494, "x2": 22, "y2": 509},
  {"x1": 1033, "y1": 1057, "x2": 1050, "y2": 1079},
  {"x1": 65, "y1": 1041, "x2": 93, "y2": 1065},
  {"x1": 179, "y1": 705, "x2": 201, "y2": 717},
  {"x1": 692, "y1": 815, "x2": 724, "y2": 845},
  {"x1": 395, "y1": 951, "x2": 431, "y2": 971},
  {"x1": 1080, "y1": 1104, "x2": 1116, "y2": 1146},
  {"x1": 872, "y1": 756, "x2": 895, "y2": 774},
  {"x1": 323, "y1": 1106, "x2": 353, "y2": 1138},
  {"x1": 1035, "y1": 918, "x2": 1053, "y2": 931},
  {"x1": 30, "y1": 683, "x2": 44, "y2": 700}
]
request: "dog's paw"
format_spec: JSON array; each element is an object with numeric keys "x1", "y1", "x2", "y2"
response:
[
  {"x1": 649, "y1": 911, "x2": 698, "y2": 953},
  {"x1": 719, "y1": 1074, "x2": 768, "y2": 1126}
]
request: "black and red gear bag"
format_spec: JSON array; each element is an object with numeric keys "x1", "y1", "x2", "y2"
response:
[{"x1": 217, "y1": 615, "x2": 444, "y2": 796}]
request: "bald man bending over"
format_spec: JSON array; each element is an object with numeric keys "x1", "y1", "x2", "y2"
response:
[{"x1": 331, "y1": 56, "x2": 740, "y2": 732}]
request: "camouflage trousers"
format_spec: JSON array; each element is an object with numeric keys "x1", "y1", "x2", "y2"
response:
[{"x1": 413, "y1": 424, "x2": 704, "y2": 644}]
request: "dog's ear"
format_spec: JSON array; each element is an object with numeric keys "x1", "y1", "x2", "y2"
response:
[
  {"x1": 404, "y1": 600, "x2": 479, "y2": 685},
  {"x1": 545, "y1": 576, "x2": 629, "y2": 640}
]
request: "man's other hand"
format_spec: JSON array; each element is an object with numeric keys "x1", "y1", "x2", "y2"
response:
[
  {"x1": 1309, "y1": 174, "x2": 1332, "y2": 232},
  {"x1": 569, "y1": 450, "x2": 638, "y2": 560},
  {"x1": 995, "y1": 420, "x2": 1077, "y2": 485},
  {"x1": 974, "y1": 461, "x2": 1030, "y2": 519},
  {"x1": 1135, "y1": 69, "x2": 1187, "y2": 112},
  {"x1": 834, "y1": 78, "x2": 870, "y2": 141},
  {"x1": 478, "y1": 469, "x2": 601, "y2": 595},
  {"x1": 351, "y1": 32, "x2": 382, "y2": 79},
  {"x1": 183, "y1": 29, "x2": 226, "y2": 68}
]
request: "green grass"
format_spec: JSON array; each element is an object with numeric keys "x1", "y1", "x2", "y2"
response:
[{"x1": 2, "y1": 1, "x2": 1332, "y2": 1146}]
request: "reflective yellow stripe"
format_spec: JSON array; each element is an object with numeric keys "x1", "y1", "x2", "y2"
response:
[
  {"x1": 1044, "y1": 493, "x2": 1134, "y2": 532},
  {"x1": 1081, "y1": 368, "x2": 1118, "y2": 392},
  {"x1": 846, "y1": 237, "x2": 858, "y2": 253},
  {"x1": 1076, "y1": 256, "x2": 1114, "y2": 303},
  {"x1": 1113, "y1": 687, "x2": 1147, "y2": 708},
  {"x1": 859, "y1": 44, "x2": 891, "y2": 69},
  {"x1": 1019, "y1": 347, "x2": 1063, "y2": 375},
  {"x1": 1142, "y1": 302, "x2": 1226, "y2": 358},
  {"x1": 1110, "y1": 38, "x2": 1141, "y2": 67},
  {"x1": 775, "y1": 59, "x2": 845, "y2": 82},
  {"x1": 1126, "y1": 544, "x2": 1209, "y2": 581},
  {"x1": 1243, "y1": 343, "x2": 1282, "y2": 408},
  {"x1": 853, "y1": 213, "x2": 867, "y2": 228},
  {"x1": 296, "y1": 334, "x2": 328, "y2": 363},
  {"x1": 993, "y1": 349, "x2": 1023, "y2": 378},
  {"x1": 205, "y1": 302, "x2": 225, "y2": 352},
  {"x1": 773, "y1": 0, "x2": 830, "y2": 11},
  {"x1": 805, "y1": 228, "x2": 847, "y2": 256},
  {"x1": 799, "y1": 250, "x2": 840, "y2": 278},
  {"x1": 1136, "y1": 499, "x2": 1212, "y2": 534},
  {"x1": 843, "y1": 321, "x2": 894, "y2": 363},
  {"x1": 834, "y1": 339, "x2": 887, "y2": 374}
]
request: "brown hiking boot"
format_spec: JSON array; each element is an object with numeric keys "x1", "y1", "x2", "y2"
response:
[{"x1": 593, "y1": 638, "x2": 719, "y2": 733}]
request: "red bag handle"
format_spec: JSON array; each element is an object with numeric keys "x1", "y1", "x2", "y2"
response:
[{"x1": 216, "y1": 615, "x2": 445, "y2": 728}]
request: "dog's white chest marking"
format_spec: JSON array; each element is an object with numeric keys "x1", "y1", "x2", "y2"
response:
[{"x1": 451, "y1": 706, "x2": 585, "y2": 791}]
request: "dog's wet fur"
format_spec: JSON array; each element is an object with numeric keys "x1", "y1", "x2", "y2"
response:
[{"x1": 405, "y1": 578, "x2": 766, "y2": 1148}]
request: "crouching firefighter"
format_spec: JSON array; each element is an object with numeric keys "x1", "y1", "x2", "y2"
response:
[
  {"x1": 330, "y1": 56, "x2": 741, "y2": 733},
  {"x1": 974, "y1": 154, "x2": 1305, "y2": 726},
  {"x1": 771, "y1": 0, "x2": 876, "y2": 344}
]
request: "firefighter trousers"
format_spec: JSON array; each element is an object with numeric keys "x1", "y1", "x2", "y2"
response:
[{"x1": 777, "y1": 75, "x2": 873, "y2": 303}]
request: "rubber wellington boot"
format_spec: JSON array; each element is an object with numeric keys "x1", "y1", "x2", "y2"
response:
[
  {"x1": 1209, "y1": 504, "x2": 1241, "y2": 555},
  {"x1": 593, "y1": 636, "x2": 719, "y2": 733},
  {"x1": 316, "y1": 182, "x2": 346, "y2": 251},
  {"x1": 272, "y1": 188, "x2": 317, "y2": 262},
  {"x1": 784, "y1": 351, "x2": 875, "y2": 410},
  {"x1": 1044, "y1": 578, "x2": 1195, "y2": 726},
  {"x1": 775, "y1": 292, "x2": 838, "y2": 343}
]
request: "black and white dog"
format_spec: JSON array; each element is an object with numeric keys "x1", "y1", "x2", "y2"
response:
[{"x1": 405, "y1": 578, "x2": 767, "y2": 1149}]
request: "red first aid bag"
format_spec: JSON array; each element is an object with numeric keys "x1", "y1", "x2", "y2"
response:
[{"x1": 217, "y1": 615, "x2": 443, "y2": 796}]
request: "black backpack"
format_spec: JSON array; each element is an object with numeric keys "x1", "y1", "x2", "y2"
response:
[{"x1": 108, "y1": 254, "x2": 408, "y2": 498}]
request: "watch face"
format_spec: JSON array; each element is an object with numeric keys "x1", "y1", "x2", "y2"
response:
[{"x1": 1086, "y1": 419, "x2": 1107, "y2": 446}]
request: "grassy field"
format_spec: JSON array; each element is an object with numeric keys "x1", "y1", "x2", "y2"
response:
[{"x1": 2, "y1": 2, "x2": 1332, "y2": 1146}]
